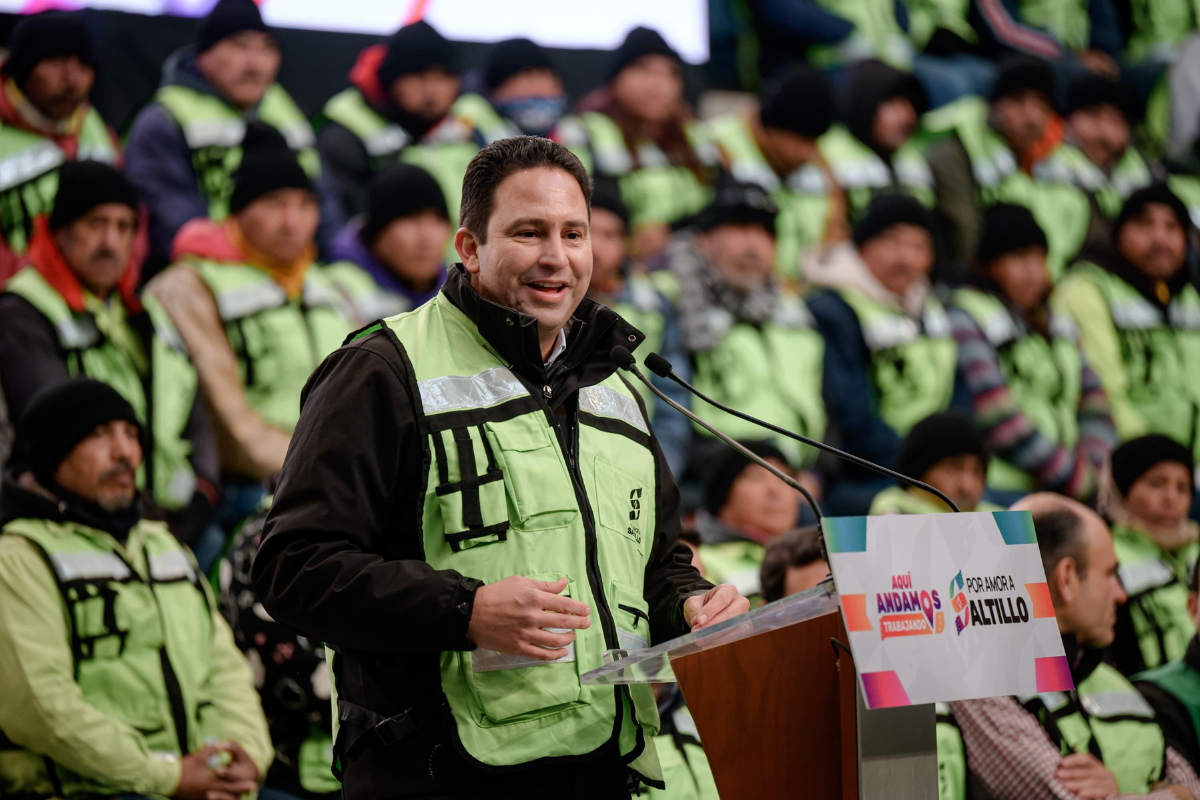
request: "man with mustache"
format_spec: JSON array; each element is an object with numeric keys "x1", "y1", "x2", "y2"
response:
[
  {"x1": 253, "y1": 137, "x2": 747, "y2": 798},
  {"x1": 126, "y1": 0, "x2": 342, "y2": 275},
  {"x1": 1054, "y1": 184, "x2": 1200, "y2": 472},
  {"x1": 0, "y1": 378, "x2": 273, "y2": 799},
  {"x1": 0, "y1": 161, "x2": 219, "y2": 555},
  {"x1": 0, "y1": 12, "x2": 121, "y2": 282}
]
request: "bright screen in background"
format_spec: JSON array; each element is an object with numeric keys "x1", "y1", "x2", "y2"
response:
[{"x1": 0, "y1": 0, "x2": 710, "y2": 62}]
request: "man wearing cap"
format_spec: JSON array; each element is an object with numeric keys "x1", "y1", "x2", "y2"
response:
[
  {"x1": 453, "y1": 38, "x2": 567, "y2": 142},
  {"x1": 950, "y1": 203, "x2": 1116, "y2": 505},
  {"x1": 924, "y1": 56, "x2": 1090, "y2": 276},
  {"x1": 705, "y1": 65, "x2": 843, "y2": 283},
  {"x1": 0, "y1": 11, "x2": 120, "y2": 278},
  {"x1": 1054, "y1": 184, "x2": 1200, "y2": 467},
  {"x1": 0, "y1": 378, "x2": 272, "y2": 799},
  {"x1": 326, "y1": 163, "x2": 453, "y2": 324},
  {"x1": 148, "y1": 123, "x2": 355, "y2": 491},
  {"x1": 319, "y1": 19, "x2": 478, "y2": 247},
  {"x1": 662, "y1": 179, "x2": 825, "y2": 473},
  {"x1": 0, "y1": 161, "x2": 218, "y2": 547},
  {"x1": 807, "y1": 194, "x2": 956, "y2": 516},
  {"x1": 126, "y1": 0, "x2": 339, "y2": 274}
]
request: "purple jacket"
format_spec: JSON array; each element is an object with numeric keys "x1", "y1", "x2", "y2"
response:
[{"x1": 328, "y1": 219, "x2": 447, "y2": 310}]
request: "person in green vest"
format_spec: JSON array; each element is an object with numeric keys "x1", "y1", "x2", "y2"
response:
[
  {"x1": 924, "y1": 56, "x2": 1091, "y2": 277},
  {"x1": 1104, "y1": 435, "x2": 1200, "y2": 676},
  {"x1": 453, "y1": 38, "x2": 566, "y2": 142},
  {"x1": 643, "y1": 683, "x2": 720, "y2": 800},
  {"x1": 1053, "y1": 184, "x2": 1200, "y2": 467},
  {"x1": 949, "y1": 203, "x2": 1117, "y2": 505},
  {"x1": 0, "y1": 12, "x2": 121, "y2": 282},
  {"x1": 705, "y1": 65, "x2": 843, "y2": 283},
  {"x1": 869, "y1": 411, "x2": 1002, "y2": 515},
  {"x1": 553, "y1": 27, "x2": 719, "y2": 262},
  {"x1": 949, "y1": 493, "x2": 1200, "y2": 799},
  {"x1": 0, "y1": 378, "x2": 273, "y2": 799},
  {"x1": 147, "y1": 122, "x2": 354, "y2": 516},
  {"x1": 663, "y1": 179, "x2": 826, "y2": 471},
  {"x1": 808, "y1": 194, "x2": 956, "y2": 516},
  {"x1": 318, "y1": 20, "x2": 478, "y2": 258},
  {"x1": 584, "y1": 177, "x2": 692, "y2": 478},
  {"x1": 759, "y1": 525, "x2": 828, "y2": 602},
  {"x1": 126, "y1": 0, "x2": 339, "y2": 275},
  {"x1": 326, "y1": 163, "x2": 451, "y2": 326},
  {"x1": 251, "y1": 136, "x2": 747, "y2": 795},
  {"x1": 695, "y1": 440, "x2": 809, "y2": 601},
  {"x1": 0, "y1": 160, "x2": 220, "y2": 557}
]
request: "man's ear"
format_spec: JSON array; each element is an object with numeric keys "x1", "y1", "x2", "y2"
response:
[
  {"x1": 1052, "y1": 557, "x2": 1078, "y2": 607},
  {"x1": 456, "y1": 227, "x2": 480, "y2": 274}
]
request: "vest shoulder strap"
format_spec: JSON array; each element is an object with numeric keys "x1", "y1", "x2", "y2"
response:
[
  {"x1": 155, "y1": 84, "x2": 244, "y2": 150},
  {"x1": 323, "y1": 88, "x2": 410, "y2": 158},
  {"x1": 0, "y1": 127, "x2": 65, "y2": 192},
  {"x1": 258, "y1": 84, "x2": 315, "y2": 150},
  {"x1": 188, "y1": 260, "x2": 288, "y2": 321},
  {"x1": 5, "y1": 267, "x2": 102, "y2": 349}
]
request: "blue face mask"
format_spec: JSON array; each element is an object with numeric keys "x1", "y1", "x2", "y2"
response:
[{"x1": 495, "y1": 94, "x2": 568, "y2": 137}]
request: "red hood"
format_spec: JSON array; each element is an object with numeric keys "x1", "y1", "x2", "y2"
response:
[
  {"x1": 349, "y1": 44, "x2": 389, "y2": 108},
  {"x1": 26, "y1": 215, "x2": 141, "y2": 313},
  {"x1": 170, "y1": 217, "x2": 244, "y2": 264}
]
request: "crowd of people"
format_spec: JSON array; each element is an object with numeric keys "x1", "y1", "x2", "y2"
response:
[{"x1": 1, "y1": 0, "x2": 1200, "y2": 796}]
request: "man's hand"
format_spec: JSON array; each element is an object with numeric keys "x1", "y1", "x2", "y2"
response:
[
  {"x1": 173, "y1": 744, "x2": 258, "y2": 800},
  {"x1": 1054, "y1": 753, "x2": 1119, "y2": 799},
  {"x1": 684, "y1": 584, "x2": 750, "y2": 631},
  {"x1": 1155, "y1": 783, "x2": 1196, "y2": 800},
  {"x1": 467, "y1": 575, "x2": 591, "y2": 660},
  {"x1": 210, "y1": 740, "x2": 258, "y2": 785},
  {"x1": 1079, "y1": 49, "x2": 1119, "y2": 78}
]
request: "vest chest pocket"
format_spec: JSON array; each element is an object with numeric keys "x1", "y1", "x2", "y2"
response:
[
  {"x1": 430, "y1": 425, "x2": 510, "y2": 551},
  {"x1": 593, "y1": 454, "x2": 653, "y2": 557},
  {"x1": 485, "y1": 417, "x2": 579, "y2": 531}
]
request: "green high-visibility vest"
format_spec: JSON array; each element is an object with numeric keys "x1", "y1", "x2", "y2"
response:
[
  {"x1": 155, "y1": 83, "x2": 320, "y2": 222},
  {"x1": 835, "y1": 288, "x2": 957, "y2": 435},
  {"x1": 323, "y1": 259, "x2": 412, "y2": 326},
  {"x1": 187, "y1": 261, "x2": 354, "y2": 433},
  {"x1": 951, "y1": 288, "x2": 1083, "y2": 493},
  {"x1": 1034, "y1": 143, "x2": 1154, "y2": 219},
  {"x1": 924, "y1": 97, "x2": 1091, "y2": 280},
  {"x1": 4, "y1": 267, "x2": 199, "y2": 510},
  {"x1": 1135, "y1": 656, "x2": 1200, "y2": 749},
  {"x1": 1018, "y1": 0, "x2": 1090, "y2": 50},
  {"x1": 1057, "y1": 262, "x2": 1200, "y2": 460},
  {"x1": 1112, "y1": 522, "x2": 1199, "y2": 672},
  {"x1": 704, "y1": 113, "x2": 832, "y2": 283},
  {"x1": 807, "y1": 0, "x2": 913, "y2": 67},
  {"x1": 936, "y1": 703, "x2": 967, "y2": 800},
  {"x1": 909, "y1": 0, "x2": 978, "y2": 48},
  {"x1": 555, "y1": 111, "x2": 716, "y2": 231},
  {"x1": 1124, "y1": 0, "x2": 1200, "y2": 60},
  {"x1": 365, "y1": 294, "x2": 664, "y2": 779},
  {"x1": 816, "y1": 124, "x2": 936, "y2": 222},
  {"x1": 609, "y1": 272, "x2": 671, "y2": 417},
  {"x1": 869, "y1": 485, "x2": 1003, "y2": 514},
  {"x1": 1020, "y1": 661, "x2": 1165, "y2": 794},
  {"x1": 451, "y1": 93, "x2": 522, "y2": 145},
  {"x1": 644, "y1": 706, "x2": 720, "y2": 800},
  {"x1": 698, "y1": 539, "x2": 765, "y2": 601},
  {"x1": 0, "y1": 516, "x2": 216, "y2": 796},
  {"x1": 0, "y1": 108, "x2": 118, "y2": 255}
]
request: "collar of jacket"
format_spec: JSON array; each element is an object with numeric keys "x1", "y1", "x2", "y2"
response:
[
  {"x1": 1082, "y1": 239, "x2": 1193, "y2": 311},
  {"x1": 1061, "y1": 633, "x2": 1106, "y2": 688},
  {"x1": 1185, "y1": 634, "x2": 1200, "y2": 674},
  {"x1": 0, "y1": 467, "x2": 141, "y2": 541},
  {"x1": 439, "y1": 264, "x2": 645, "y2": 393}
]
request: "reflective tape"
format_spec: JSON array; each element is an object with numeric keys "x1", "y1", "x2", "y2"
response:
[
  {"x1": 212, "y1": 281, "x2": 288, "y2": 321},
  {"x1": 978, "y1": 310, "x2": 1020, "y2": 347},
  {"x1": 0, "y1": 139, "x2": 65, "y2": 191},
  {"x1": 418, "y1": 366, "x2": 529, "y2": 414},
  {"x1": 1110, "y1": 298, "x2": 1163, "y2": 330},
  {"x1": 617, "y1": 628, "x2": 649, "y2": 652},
  {"x1": 861, "y1": 314, "x2": 921, "y2": 351},
  {"x1": 578, "y1": 385, "x2": 648, "y2": 435},
  {"x1": 472, "y1": 640, "x2": 575, "y2": 673},
  {"x1": 1119, "y1": 558, "x2": 1176, "y2": 596},
  {"x1": 362, "y1": 125, "x2": 410, "y2": 158},
  {"x1": 149, "y1": 550, "x2": 196, "y2": 583},
  {"x1": 1081, "y1": 690, "x2": 1155, "y2": 719},
  {"x1": 1035, "y1": 691, "x2": 1070, "y2": 712},
  {"x1": 181, "y1": 119, "x2": 246, "y2": 150},
  {"x1": 50, "y1": 551, "x2": 131, "y2": 582},
  {"x1": 54, "y1": 314, "x2": 101, "y2": 350}
]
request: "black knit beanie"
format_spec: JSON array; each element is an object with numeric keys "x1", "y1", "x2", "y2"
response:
[
  {"x1": 197, "y1": 0, "x2": 268, "y2": 53},
  {"x1": 1114, "y1": 183, "x2": 1191, "y2": 241},
  {"x1": 976, "y1": 203, "x2": 1048, "y2": 266},
  {"x1": 759, "y1": 65, "x2": 835, "y2": 139},
  {"x1": 49, "y1": 160, "x2": 139, "y2": 231},
  {"x1": 704, "y1": 440, "x2": 791, "y2": 515},
  {"x1": 360, "y1": 163, "x2": 448, "y2": 247},
  {"x1": 484, "y1": 38, "x2": 555, "y2": 92},
  {"x1": 590, "y1": 176, "x2": 629, "y2": 229},
  {"x1": 990, "y1": 56, "x2": 1054, "y2": 105},
  {"x1": 693, "y1": 178, "x2": 778, "y2": 236},
  {"x1": 18, "y1": 378, "x2": 140, "y2": 487},
  {"x1": 1111, "y1": 435, "x2": 1194, "y2": 497},
  {"x1": 897, "y1": 412, "x2": 988, "y2": 482},
  {"x1": 230, "y1": 121, "x2": 312, "y2": 213},
  {"x1": 853, "y1": 193, "x2": 933, "y2": 247},
  {"x1": 606, "y1": 27, "x2": 679, "y2": 82},
  {"x1": 378, "y1": 21, "x2": 454, "y2": 88},
  {"x1": 7, "y1": 12, "x2": 95, "y2": 89},
  {"x1": 1064, "y1": 73, "x2": 1128, "y2": 119}
]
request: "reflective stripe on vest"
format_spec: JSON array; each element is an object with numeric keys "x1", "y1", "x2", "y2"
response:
[
  {"x1": 148, "y1": 550, "x2": 198, "y2": 583},
  {"x1": 50, "y1": 550, "x2": 132, "y2": 581},
  {"x1": 1120, "y1": 558, "x2": 1176, "y2": 596},
  {"x1": 1080, "y1": 690, "x2": 1156, "y2": 719},
  {"x1": 578, "y1": 385, "x2": 649, "y2": 435},
  {"x1": 418, "y1": 366, "x2": 529, "y2": 414}
]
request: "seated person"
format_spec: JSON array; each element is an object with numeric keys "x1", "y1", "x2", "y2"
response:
[
  {"x1": 950, "y1": 493, "x2": 1200, "y2": 799},
  {"x1": 808, "y1": 195, "x2": 956, "y2": 516},
  {"x1": 950, "y1": 203, "x2": 1116, "y2": 505},
  {"x1": 327, "y1": 163, "x2": 451, "y2": 324},
  {"x1": 0, "y1": 379, "x2": 272, "y2": 798},
  {"x1": 1106, "y1": 435, "x2": 1199, "y2": 676},
  {"x1": 453, "y1": 37, "x2": 566, "y2": 140},
  {"x1": 869, "y1": 411, "x2": 1000, "y2": 515},
  {"x1": 759, "y1": 526, "x2": 828, "y2": 603}
]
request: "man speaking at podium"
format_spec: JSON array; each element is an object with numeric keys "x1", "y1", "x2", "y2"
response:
[{"x1": 252, "y1": 136, "x2": 747, "y2": 799}]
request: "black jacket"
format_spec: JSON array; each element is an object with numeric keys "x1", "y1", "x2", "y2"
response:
[
  {"x1": 1136, "y1": 636, "x2": 1200, "y2": 776},
  {"x1": 252, "y1": 266, "x2": 710, "y2": 798}
]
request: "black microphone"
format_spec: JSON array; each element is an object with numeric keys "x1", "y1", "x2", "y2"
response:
[
  {"x1": 610, "y1": 346, "x2": 824, "y2": 522},
  {"x1": 641, "y1": 352, "x2": 961, "y2": 513}
]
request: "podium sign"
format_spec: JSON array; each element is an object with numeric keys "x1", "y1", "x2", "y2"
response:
[{"x1": 825, "y1": 510, "x2": 1073, "y2": 710}]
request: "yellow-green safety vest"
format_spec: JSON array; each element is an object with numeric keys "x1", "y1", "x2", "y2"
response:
[
  {"x1": 644, "y1": 706, "x2": 720, "y2": 800},
  {"x1": 323, "y1": 259, "x2": 413, "y2": 326},
  {"x1": 936, "y1": 702, "x2": 967, "y2": 800},
  {"x1": 1112, "y1": 522, "x2": 1199, "y2": 672},
  {"x1": 697, "y1": 539, "x2": 765, "y2": 601},
  {"x1": 1134, "y1": 656, "x2": 1200, "y2": 751},
  {"x1": 814, "y1": 124, "x2": 936, "y2": 222},
  {"x1": 868, "y1": 485, "x2": 1002, "y2": 515}
]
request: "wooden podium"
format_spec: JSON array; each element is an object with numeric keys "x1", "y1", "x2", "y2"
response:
[{"x1": 581, "y1": 584, "x2": 936, "y2": 799}]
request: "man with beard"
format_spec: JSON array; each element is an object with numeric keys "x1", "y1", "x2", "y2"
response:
[
  {"x1": 126, "y1": 0, "x2": 341, "y2": 274},
  {"x1": 0, "y1": 379, "x2": 272, "y2": 799}
]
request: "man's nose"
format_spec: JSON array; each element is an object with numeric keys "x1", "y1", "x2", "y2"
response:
[{"x1": 538, "y1": 234, "x2": 570, "y2": 268}]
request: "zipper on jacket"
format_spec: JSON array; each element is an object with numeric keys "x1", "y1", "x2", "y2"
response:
[{"x1": 158, "y1": 647, "x2": 191, "y2": 754}]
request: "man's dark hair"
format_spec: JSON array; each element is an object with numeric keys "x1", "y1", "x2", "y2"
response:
[
  {"x1": 760, "y1": 527, "x2": 826, "y2": 603},
  {"x1": 1032, "y1": 508, "x2": 1090, "y2": 581},
  {"x1": 459, "y1": 136, "x2": 593, "y2": 244}
]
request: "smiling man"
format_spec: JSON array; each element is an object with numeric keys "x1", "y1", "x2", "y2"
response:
[{"x1": 252, "y1": 136, "x2": 746, "y2": 799}]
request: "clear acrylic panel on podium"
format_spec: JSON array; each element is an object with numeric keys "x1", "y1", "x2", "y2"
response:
[{"x1": 580, "y1": 581, "x2": 840, "y2": 686}]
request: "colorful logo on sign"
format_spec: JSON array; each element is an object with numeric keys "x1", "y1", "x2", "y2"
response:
[
  {"x1": 875, "y1": 572, "x2": 944, "y2": 640},
  {"x1": 950, "y1": 570, "x2": 970, "y2": 635}
]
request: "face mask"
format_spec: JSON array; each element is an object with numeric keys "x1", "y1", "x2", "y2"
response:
[{"x1": 495, "y1": 94, "x2": 567, "y2": 137}]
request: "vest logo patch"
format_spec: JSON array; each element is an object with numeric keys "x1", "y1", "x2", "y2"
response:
[{"x1": 626, "y1": 488, "x2": 643, "y2": 545}]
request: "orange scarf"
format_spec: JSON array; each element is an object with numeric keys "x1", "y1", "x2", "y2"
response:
[
  {"x1": 227, "y1": 219, "x2": 315, "y2": 299},
  {"x1": 25, "y1": 216, "x2": 140, "y2": 313},
  {"x1": 1022, "y1": 115, "x2": 1064, "y2": 174}
]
